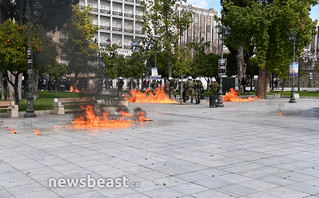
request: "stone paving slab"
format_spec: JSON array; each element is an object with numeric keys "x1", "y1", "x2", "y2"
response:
[{"x1": 0, "y1": 98, "x2": 318, "y2": 198}]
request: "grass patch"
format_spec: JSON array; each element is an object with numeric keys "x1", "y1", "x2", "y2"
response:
[{"x1": 19, "y1": 91, "x2": 81, "y2": 111}]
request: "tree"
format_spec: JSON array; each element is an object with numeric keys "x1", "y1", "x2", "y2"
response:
[
  {"x1": 102, "y1": 44, "x2": 121, "y2": 79},
  {"x1": 0, "y1": 19, "x2": 42, "y2": 106},
  {"x1": 61, "y1": 5, "x2": 98, "y2": 92},
  {"x1": 140, "y1": 0, "x2": 193, "y2": 77},
  {"x1": 222, "y1": 0, "x2": 269, "y2": 93},
  {"x1": 222, "y1": 0, "x2": 317, "y2": 98},
  {"x1": 188, "y1": 39, "x2": 220, "y2": 84}
]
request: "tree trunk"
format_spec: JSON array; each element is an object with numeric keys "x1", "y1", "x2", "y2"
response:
[
  {"x1": 73, "y1": 73, "x2": 78, "y2": 92},
  {"x1": 281, "y1": 79, "x2": 286, "y2": 92},
  {"x1": 236, "y1": 45, "x2": 245, "y2": 93},
  {"x1": 297, "y1": 58, "x2": 301, "y2": 91},
  {"x1": 7, "y1": 71, "x2": 22, "y2": 101},
  {"x1": 167, "y1": 50, "x2": 172, "y2": 78},
  {"x1": 55, "y1": 80, "x2": 58, "y2": 92},
  {"x1": 0, "y1": 72, "x2": 5, "y2": 100},
  {"x1": 250, "y1": 76, "x2": 253, "y2": 91},
  {"x1": 256, "y1": 67, "x2": 268, "y2": 99},
  {"x1": 32, "y1": 69, "x2": 39, "y2": 99},
  {"x1": 7, "y1": 71, "x2": 22, "y2": 107}
]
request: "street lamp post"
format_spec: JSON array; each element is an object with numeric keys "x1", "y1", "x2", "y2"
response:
[
  {"x1": 289, "y1": 32, "x2": 297, "y2": 103},
  {"x1": 24, "y1": 0, "x2": 36, "y2": 118},
  {"x1": 216, "y1": 24, "x2": 225, "y2": 108}
]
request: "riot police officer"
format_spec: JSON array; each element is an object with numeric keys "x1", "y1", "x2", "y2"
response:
[
  {"x1": 117, "y1": 77, "x2": 124, "y2": 96},
  {"x1": 194, "y1": 77, "x2": 204, "y2": 104},
  {"x1": 183, "y1": 76, "x2": 194, "y2": 103},
  {"x1": 168, "y1": 77, "x2": 176, "y2": 99}
]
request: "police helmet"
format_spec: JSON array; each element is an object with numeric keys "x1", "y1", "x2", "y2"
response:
[
  {"x1": 196, "y1": 77, "x2": 200, "y2": 81},
  {"x1": 188, "y1": 76, "x2": 192, "y2": 80},
  {"x1": 168, "y1": 77, "x2": 173, "y2": 80}
]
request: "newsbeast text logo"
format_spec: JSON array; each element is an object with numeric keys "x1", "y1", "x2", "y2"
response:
[{"x1": 48, "y1": 175, "x2": 139, "y2": 188}]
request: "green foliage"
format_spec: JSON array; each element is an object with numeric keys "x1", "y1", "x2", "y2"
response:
[
  {"x1": 32, "y1": 25, "x2": 59, "y2": 75},
  {"x1": 173, "y1": 47, "x2": 193, "y2": 77},
  {"x1": 140, "y1": 0, "x2": 193, "y2": 76},
  {"x1": 0, "y1": 20, "x2": 28, "y2": 72},
  {"x1": 125, "y1": 51, "x2": 148, "y2": 78},
  {"x1": 61, "y1": 5, "x2": 99, "y2": 77},
  {"x1": 188, "y1": 39, "x2": 220, "y2": 78},
  {"x1": 102, "y1": 44, "x2": 120, "y2": 79},
  {"x1": 46, "y1": 62, "x2": 68, "y2": 80},
  {"x1": 222, "y1": 0, "x2": 317, "y2": 74}
]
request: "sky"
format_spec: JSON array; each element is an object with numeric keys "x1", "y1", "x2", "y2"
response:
[{"x1": 188, "y1": 0, "x2": 319, "y2": 21}]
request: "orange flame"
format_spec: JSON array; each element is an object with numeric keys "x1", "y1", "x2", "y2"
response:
[
  {"x1": 33, "y1": 129, "x2": 43, "y2": 136},
  {"x1": 279, "y1": 112, "x2": 283, "y2": 115},
  {"x1": 8, "y1": 127, "x2": 17, "y2": 134},
  {"x1": 137, "y1": 112, "x2": 153, "y2": 122},
  {"x1": 71, "y1": 105, "x2": 133, "y2": 128},
  {"x1": 120, "y1": 111, "x2": 133, "y2": 117},
  {"x1": 223, "y1": 88, "x2": 258, "y2": 102},
  {"x1": 126, "y1": 89, "x2": 177, "y2": 103},
  {"x1": 70, "y1": 86, "x2": 80, "y2": 93}
]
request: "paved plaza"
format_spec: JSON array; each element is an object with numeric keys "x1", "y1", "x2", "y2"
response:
[{"x1": 0, "y1": 98, "x2": 319, "y2": 198}]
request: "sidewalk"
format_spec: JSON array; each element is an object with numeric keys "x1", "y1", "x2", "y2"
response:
[{"x1": 0, "y1": 98, "x2": 318, "y2": 198}]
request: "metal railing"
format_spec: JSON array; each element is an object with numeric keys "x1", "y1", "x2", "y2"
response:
[
  {"x1": 124, "y1": 13, "x2": 134, "y2": 18},
  {"x1": 124, "y1": 45, "x2": 132, "y2": 49},
  {"x1": 112, "y1": 11, "x2": 122, "y2": 16},
  {"x1": 100, "y1": 25, "x2": 111, "y2": 30},
  {"x1": 100, "y1": 9, "x2": 111, "y2": 14},
  {"x1": 112, "y1": 27, "x2": 122, "y2": 32},
  {"x1": 124, "y1": 0, "x2": 134, "y2": 3},
  {"x1": 135, "y1": 30, "x2": 142, "y2": 34},
  {"x1": 124, "y1": 29, "x2": 133, "y2": 33}
]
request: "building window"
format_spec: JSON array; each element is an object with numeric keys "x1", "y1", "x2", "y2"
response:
[
  {"x1": 125, "y1": 8, "x2": 129, "y2": 13},
  {"x1": 113, "y1": 21, "x2": 117, "y2": 27},
  {"x1": 195, "y1": 15, "x2": 198, "y2": 23},
  {"x1": 113, "y1": 6, "x2": 118, "y2": 11}
]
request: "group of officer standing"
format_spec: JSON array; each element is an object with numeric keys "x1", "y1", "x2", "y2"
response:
[
  {"x1": 115, "y1": 76, "x2": 220, "y2": 105},
  {"x1": 168, "y1": 76, "x2": 220, "y2": 104}
]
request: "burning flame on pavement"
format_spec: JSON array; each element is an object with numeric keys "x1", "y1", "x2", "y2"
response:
[
  {"x1": 71, "y1": 105, "x2": 134, "y2": 128},
  {"x1": 125, "y1": 89, "x2": 178, "y2": 103},
  {"x1": 33, "y1": 129, "x2": 43, "y2": 136},
  {"x1": 8, "y1": 127, "x2": 17, "y2": 134},
  {"x1": 223, "y1": 88, "x2": 258, "y2": 102},
  {"x1": 70, "y1": 86, "x2": 80, "y2": 93},
  {"x1": 137, "y1": 112, "x2": 153, "y2": 122},
  {"x1": 120, "y1": 111, "x2": 133, "y2": 117},
  {"x1": 279, "y1": 112, "x2": 283, "y2": 115}
]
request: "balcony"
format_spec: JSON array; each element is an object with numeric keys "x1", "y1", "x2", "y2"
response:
[
  {"x1": 124, "y1": 45, "x2": 132, "y2": 49},
  {"x1": 124, "y1": 0, "x2": 134, "y2": 3},
  {"x1": 100, "y1": 9, "x2": 111, "y2": 14},
  {"x1": 100, "y1": 25, "x2": 111, "y2": 30},
  {"x1": 124, "y1": 29, "x2": 133, "y2": 33},
  {"x1": 112, "y1": 27, "x2": 122, "y2": 32},
  {"x1": 135, "y1": 30, "x2": 142, "y2": 34},
  {"x1": 112, "y1": 11, "x2": 122, "y2": 16},
  {"x1": 92, "y1": 8, "x2": 98, "y2": 12},
  {"x1": 124, "y1": 13, "x2": 134, "y2": 18},
  {"x1": 136, "y1": 0, "x2": 140, "y2": 3},
  {"x1": 135, "y1": 15, "x2": 142, "y2": 19}
]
